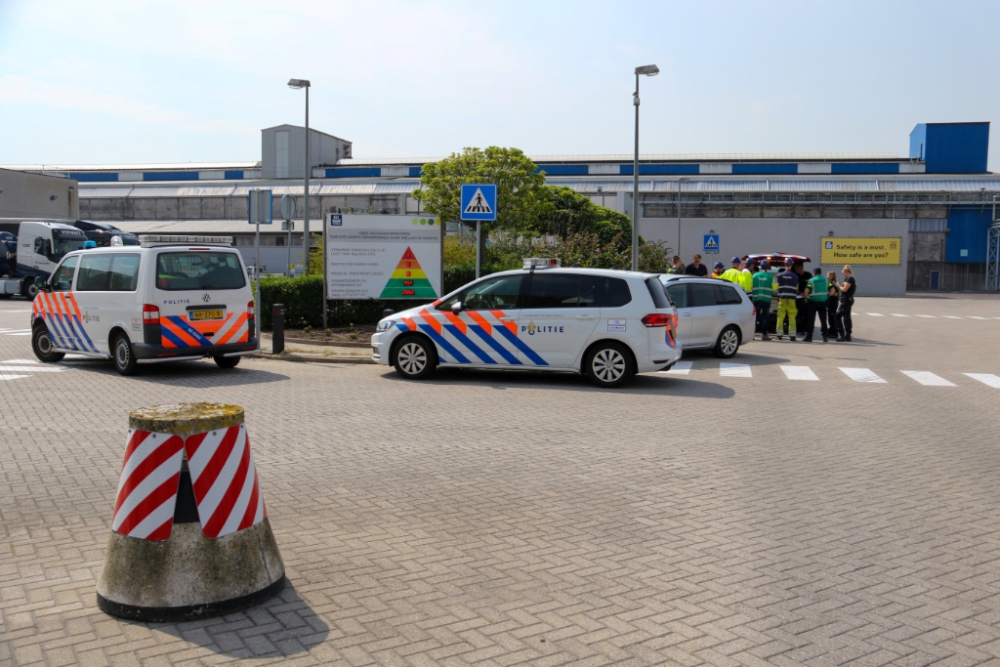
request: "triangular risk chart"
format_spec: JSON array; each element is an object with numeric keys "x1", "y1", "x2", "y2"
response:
[{"x1": 380, "y1": 247, "x2": 438, "y2": 299}]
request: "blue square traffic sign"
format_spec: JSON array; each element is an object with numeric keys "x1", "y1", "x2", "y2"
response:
[
  {"x1": 703, "y1": 234, "x2": 720, "y2": 254},
  {"x1": 460, "y1": 183, "x2": 497, "y2": 221}
]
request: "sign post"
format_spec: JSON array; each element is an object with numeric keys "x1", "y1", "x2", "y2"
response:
[
  {"x1": 249, "y1": 189, "x2": 273, "y2": 349},
  {"x1": 460, "y1": 184, "x2": 497, "y2": 279}
]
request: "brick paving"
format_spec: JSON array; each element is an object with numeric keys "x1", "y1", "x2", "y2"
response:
[{"x1": 2, "y1": 296, "x2": 1000, "y2": 666}]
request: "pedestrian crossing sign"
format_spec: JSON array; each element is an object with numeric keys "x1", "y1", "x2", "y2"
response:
[
  {"x1": 703, "y1": 234, "x2": 720, "y2": 254},
  {"x1": 460, "y1": 183, "x2": 497, "y2": 221}
]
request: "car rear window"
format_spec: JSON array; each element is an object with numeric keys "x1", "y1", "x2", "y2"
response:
[
  {"x1": 155, "y1": 251, "x2": 246, "y2": 291},
  {"x1": 645, "y1": 278, "x2": 671, "y2": 309}
]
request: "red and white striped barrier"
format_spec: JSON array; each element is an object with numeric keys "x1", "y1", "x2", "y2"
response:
[
  {"x1": 185, "y1": 424, "x2": 266, "y2": 539},
  {"x1": 112, "y1": 430, "x2": 185, "y2": 541},
  {"x1": 111, "y1": 424, "x2": 265, "y2": 541}
]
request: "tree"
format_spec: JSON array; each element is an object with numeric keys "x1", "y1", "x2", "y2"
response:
[
  {"x1": 413, "y1": 147, "x2": 548, "y2": 234},
  {"x1": 536, "y1": 186, "x2": 632, "y2": 246}
]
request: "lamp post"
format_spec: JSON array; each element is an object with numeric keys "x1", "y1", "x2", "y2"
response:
[
  {"x1": 677, "y1": 177, "x2": 689, "y2": 261},
  {"x1": 288, "y1": 78, "x2": 325, "y2": 328},
  {"x1": 632, "y1": 64, "x2": 659, "y2": 271}
]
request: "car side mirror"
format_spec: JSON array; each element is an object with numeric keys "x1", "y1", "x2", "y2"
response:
[
  {"x1": 451, "y1": 302, "x2": 462, "y2": 313},
  {"x1": 34, "y1": 277, "x2": 48, "y2": 292}
]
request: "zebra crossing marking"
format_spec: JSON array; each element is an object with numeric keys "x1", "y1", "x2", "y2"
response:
[
  {"x1": 866, "y1": 313, "x2": 884, "y2": 317},
  {"x1": 659, "y1": 361, "x2": 692, "y2": 375},
  {"x1": 840, "y1": 367, "x2": 886, "y2": 383},
  {"x1": 781, "y1": 365, "x2": 819, "y2": 381},
  {"x1": 943, "y1": 315, "x2": 963, "y2": 320},
  {"x1": 901, "y1": 371, "x2": 956, "y2": 387},
  {"x1": 0, "y1": 374, "x2": 30, "y2": 381},
  {"x1": 968, "y1": 316, "x2": 990, "y2": 320},
  {"x1": 964, "y1": 373, "x2": 1000, "y2": 388},
  {"x1": 916, "y1": 314, "x2": 936, "y2": 318},
  {"x1": 719, "y1": 363, "x2": 752, "y2": 378},
  {"x1": 891, "y1": 313, "x2": 910, "y2": 318},
  {"x1": 0, "y1": 364, "x2": 69, "y2": 373}
]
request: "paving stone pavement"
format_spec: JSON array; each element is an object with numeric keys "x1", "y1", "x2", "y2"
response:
[{"x1": 2, "y1": 296, "x2": 1000, "y2": 666}]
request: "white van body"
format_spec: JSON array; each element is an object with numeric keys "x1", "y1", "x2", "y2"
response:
[{"x1": 30, "y1": 239, "x2": 257, "y2": 373}]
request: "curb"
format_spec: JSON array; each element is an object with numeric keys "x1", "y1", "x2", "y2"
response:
[
  {"x1": 248, "y1": 351, "x2": 375, "y2": 364},
  {"x1": 260, "y1": 334, "x2": 371, "y2": 349}
]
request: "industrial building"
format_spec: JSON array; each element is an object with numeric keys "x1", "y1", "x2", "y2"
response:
[{"x1": 4, "y1": 121, "x2": 998, "y2": 295}]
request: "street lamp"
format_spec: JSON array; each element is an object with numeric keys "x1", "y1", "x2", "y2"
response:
[
  {"x1": 288, "y1": 78, "x2": 325, "y2": 327},
  {"x1": 677, "y1": 177, "x2": 689, "y2": 261},
  {"x1": 632, "y1": 64, "x2": 659, "y2": 271}
]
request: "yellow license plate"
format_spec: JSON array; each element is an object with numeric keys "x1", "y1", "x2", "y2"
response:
[{"x1": 191, "y1": 309, "x2": 224, "y2": 321}]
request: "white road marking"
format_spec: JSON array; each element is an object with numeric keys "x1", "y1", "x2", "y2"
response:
[
  {"x1": 781, "y1": 365, "x2": 819, "y2": 381},
  {"x1": 943, "y1": 315, "x2": 963, "y2": 320},
  {"x1": 891, "y1": 314, "x2": 910, "y2": 318},
  {"x1": 659, "y1": 361, "x2": 692, "y2": 375},
  {"x1": 901, "y1": 371, "x2": 956, "y2": 387},
  {"x1": 719, "y1": 363, "x2": 752, "y2": 378},
  {"x1": 964, "y1": 373, "x2": 1000, "y2": 388},
  {"x1": 3, "y1": 359, "x2": 40, "y2": 364},
  {"x1": 0, "y1": 374, "x2": 30, "y2": 381},
  {"x1": 0, "y1": 365, "x2": 69, "y2": 373},
  {"x1": 916, "y1": 314, "x2": 936, "y2": 318},
  {"x1": 840, "y1": 367, "x2": 887, "y2": 383},
  {"x1": 1, "y1": 329, "x2": 31, "y2": 334},
  {"x1": 968, "y1": 316, "x2": 989, "y2": 320},
  {"x1": 7, "y1": 333, "x2": 31, "y2": 336},
  {"x1": 866, "y1": 313, "x2": 884, "y2": 317}
]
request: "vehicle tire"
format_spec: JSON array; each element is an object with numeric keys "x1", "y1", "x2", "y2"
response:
[
  {"x1": 23, "y1": 278, "x2": 38, "y2": 299},
  {"x1": 31, "y1": 327, "x2": 64, "y2": 363},
  {"x1": 112, "y1": 333, "x2": 139, "y2": 376},
  {"x1": 214, "y1": 355, "x2": 240, "y2": 369},
  {"x1": 584, "y1": 341, "x2": 634, "y2": 388},
  {"x1": 712, "y1": 325, "x2": 741, "y2": 358},
  {"x1": 392, "y1": 335, "x2": 437, "y2": 380}
]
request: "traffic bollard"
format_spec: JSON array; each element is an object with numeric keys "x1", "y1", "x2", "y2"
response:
[
  {"x1": 97, "y1": 403, "x2": 285, "y2": 622},
  {"x1": 272, "y1": 303, "x2": 284, "y2": 354}
]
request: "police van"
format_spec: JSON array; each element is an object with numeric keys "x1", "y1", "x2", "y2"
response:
[
  {"x1": 30, "y1": 235, "x2": 257, "y2": 375},
  {"x1": 371, "y1": 259, "x2": 681, "y2": 388}
]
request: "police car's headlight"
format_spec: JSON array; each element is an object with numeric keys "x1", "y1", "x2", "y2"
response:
[{"x1": 376, "y1": 319, "x2": 395, "y2": 332}]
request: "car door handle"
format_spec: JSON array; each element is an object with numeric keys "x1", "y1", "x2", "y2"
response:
[
  {"x1": 717, "y1": 310, "x2": 725, "y2": 314},
  {"x1": 681, "y1": 312, "x2": 692, "y2": 317}
]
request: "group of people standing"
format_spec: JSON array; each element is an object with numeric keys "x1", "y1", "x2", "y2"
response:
[{"x1": 665, "y1": 254, "x2": 857, "y2": 342}]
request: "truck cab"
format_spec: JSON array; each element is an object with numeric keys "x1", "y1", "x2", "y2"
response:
[{"x1": 16, "y1": 221, "x2": 88, "y2": 296}]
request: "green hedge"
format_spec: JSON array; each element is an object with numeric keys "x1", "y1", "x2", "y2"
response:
[{"x1": 258, "y1": 267, "x2": 493, "y2": 330}]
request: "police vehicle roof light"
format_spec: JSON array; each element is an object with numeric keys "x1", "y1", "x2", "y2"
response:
[
  {"x1": 523, "y1": 258, "x2": 561, "y2": 269},
  {"x1": 139, "y1": 235, "x2": 233, "y2": 247}
]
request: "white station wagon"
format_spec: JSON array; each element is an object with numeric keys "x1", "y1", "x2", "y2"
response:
[{"x1": 371, "y1": 259, "x2": 682, "y2": 388}]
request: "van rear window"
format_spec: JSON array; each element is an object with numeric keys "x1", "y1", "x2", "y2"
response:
[{"x1": 155, "y1": 252, "x2": 246, "y2": 291}]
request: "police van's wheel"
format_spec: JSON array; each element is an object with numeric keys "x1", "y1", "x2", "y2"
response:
[
  {"x1": 214, "y1": 355, "x2": 240, "y2": 369},
  {"x1": 112, "y1": 333, "x2": 139, "y2": 376},
  {"x1": 584, "y1": 342, "x2": 634, "y2": 388},
  {"x1": 393, "y1": 335, "x2": 436, "y2": 380},
  {"x1": 712, "y1": 326, "x2": 741, "y2": 358},
  {"x1": 32, "y1": 327, "x2": 64, "y2": 363}
]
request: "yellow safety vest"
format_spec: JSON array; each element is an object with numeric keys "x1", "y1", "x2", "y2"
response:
[
  {"x1": 739, "y1": 269, "x2": 753, "y2": 292},
  {"x1": 720, "y1": 268, "x2": 741, "y2": 284}
]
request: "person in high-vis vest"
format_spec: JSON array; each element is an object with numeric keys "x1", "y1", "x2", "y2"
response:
[
  {"x1": 774, "y1": 258, "x2": 800, "y2": 341},
  {"x1": 711, "y1": 261, "x2": 725, "y2": 279},
  {"x1": 751, "y1": 260, "x2": 774, "y2": 340},
  {"x1": 720, "y1": 257, "x2": 742, "y2": 284},
  {"x1": 739, "y1": 258, "x2": 754, "y2": 299},
  {"x1": 802, "y1": 267, "x2": 829, "y2": 342}
]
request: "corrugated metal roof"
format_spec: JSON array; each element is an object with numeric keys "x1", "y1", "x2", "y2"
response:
[
  {"x1": 115, "y1": 219, "x2": 342, "y2": 234},
  {"x1": 373, "y1": 182, "x2": 421, "y2": 194},
  {"x1": 336, "y1": 152, "x2": 902, "y2": 166},
  {"x1": 316, "y1": 184, "x2": 376, "y2": 195},
  {"x1": 79, "y1": 185, "x2": 135, "y2": 198}
]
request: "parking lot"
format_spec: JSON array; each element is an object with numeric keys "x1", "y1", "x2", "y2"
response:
[{"x1": 3, "y1": 294, "x2": 1000, "y2": 667}]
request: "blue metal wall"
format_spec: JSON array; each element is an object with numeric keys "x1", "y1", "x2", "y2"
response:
[
  {"x1": 946, "y1": 207, "x2": 993, "y2": 263},
  {"x1": 619, "y1": 164, "x2": 698, "y2": 175},
  {"x1": 910, "y1": 123, "x2": 989, "y2": 174}
]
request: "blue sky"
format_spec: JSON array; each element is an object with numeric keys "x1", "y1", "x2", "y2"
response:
[{"x1": 1, "y1": 0, "x2": 997, "y2": 170}]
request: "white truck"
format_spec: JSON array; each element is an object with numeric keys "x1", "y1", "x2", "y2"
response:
[{"x1": 0, "y1": 221, "x2": 88, "y2": 298}]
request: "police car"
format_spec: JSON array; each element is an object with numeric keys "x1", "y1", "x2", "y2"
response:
[
  {"x1": 29, "y1": 235, "x2": 257, "y2": 376},
  {"x1": 371, "y1": 259, "x2": 681, "y2": 388}
]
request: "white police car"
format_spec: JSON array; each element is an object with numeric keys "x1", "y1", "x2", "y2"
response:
[
  {"x1": 371, "y1": 259, "x2": 681, "y2": 388},
  {"x1": 30, "y1": 235, "x2": 257, "y2": 376}
]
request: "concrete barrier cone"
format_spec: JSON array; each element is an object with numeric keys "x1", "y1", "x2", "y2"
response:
[{"x1": 97, "y1": 403, "x2": 285, "y2": 622}]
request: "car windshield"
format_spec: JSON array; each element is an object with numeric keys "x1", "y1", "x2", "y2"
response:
[
  {"x1": 53, "y1": 234, "x2": 87, "y2": 256},
  {"x1": 155, "y1": 251, "x2": 246, "y2": 291}
]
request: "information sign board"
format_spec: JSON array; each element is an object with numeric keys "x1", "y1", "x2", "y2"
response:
[
  {"x1": 326, "y1": 214, "x2": 442, "y2": 300},
  {"x1": 821, "y1": 238, "x2": 901, "y2": 265}
]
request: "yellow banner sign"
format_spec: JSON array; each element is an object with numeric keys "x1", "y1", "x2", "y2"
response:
[{"x1": 821, "y1": 238, "x2": 901, "y2": 265}]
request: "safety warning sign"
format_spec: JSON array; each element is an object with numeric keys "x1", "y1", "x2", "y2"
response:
[
  {"x1": 326, "y1": 214, "x2": 442, "y2": 300},
  {"x1": 460, "y1": 183, "x2": 497, "y2": 221}
]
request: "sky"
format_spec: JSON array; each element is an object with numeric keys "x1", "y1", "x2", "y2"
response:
[{"x1": 1, "y1": 0, "x2": 998, "y2": 170}]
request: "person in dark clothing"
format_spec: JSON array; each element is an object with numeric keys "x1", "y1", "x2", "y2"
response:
[
  {"x1": 835, "y1": 265, "x2": 857, "y2": 342},
  {"x1": 825, "y1": 270, "x2": 839, "y2": 337},
  {"x1": 802, "y1": 267, "x2": 829, "y2": 342},
  {"x1": 793, "y1": 263, "x2": 810, "y2": 334},
  {"x1": 685, "y1": 254, "x2": 708, "y2": 276}
]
